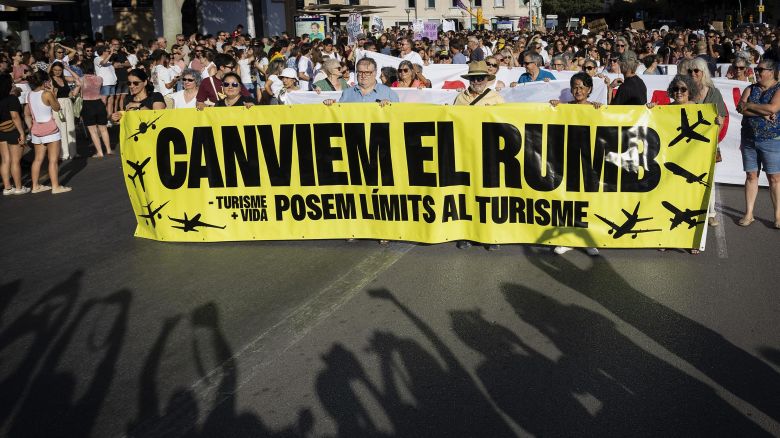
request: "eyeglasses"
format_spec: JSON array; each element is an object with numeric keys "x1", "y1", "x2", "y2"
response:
[
  {"x1": 357, "y1": 70, "x2": 375, "y2": 76},
  {"x1": 522, "y1": 60, "x2": 535, "y2": 66},
  {"x1": 670, "y1": 86, "x2": 688, "y2": 93},
  {"x1": 584, "y1": 66, "x2": 595, "y2": 71},
  {"x1": 687, "y1": 68, "x2": 702, "y2": 74},
  {"x1": 486, "y1": 62, "x2": 498, "y2": 67},
  {"x1": 182, "y1": 78, "x2": 195, "y2": 82},
  {"x1": 735, "y1": 66, "x2": 746, "y2": 70},
  {"x1": 223, "y1": 82, "x2": 240, "y2": 88},
  {"x1": 755, "y1": 67, "x2": 771, "y2": 74},
  {"x1": 398, "y1": 68, "x2": 410, "y2": 72},
  {"x1": 553, "y1": 63, "x2": 564, "y2": 68},
  {"x1": 470, "y1": 75, "x2": 487, "y2": 82},
  {"x1": 129, "y1": 81, "x2": 143, "y2": 86}
]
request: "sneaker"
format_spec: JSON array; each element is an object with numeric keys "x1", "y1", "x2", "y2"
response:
[
  {"x1": 585, "y1": 247, "x2": 600, "y2": 256},
  {"x1": 708, "y1": 216, "x2": 719, "y2": 226},
  {"x1": 2, "y1": 188, "x2": 13, "y2": 196},
  {"x1": 456, "y1": 240, "x2": 472, "y2": 249},
  {"x1": 31, "y1": 185, "x2": 51, "y2": 194},
  {"x1": 12, "y1": 187, "x2": 30, "y2": 195},
  {"x1": 51, "y1": 186, "x2": 72, "y2": 194},
  {"x1": 485, "y1": 244, "x2": 500, "y2": 251},
  {"x1": 553, "y1": 246, "x2": 573, "y2": 255}
]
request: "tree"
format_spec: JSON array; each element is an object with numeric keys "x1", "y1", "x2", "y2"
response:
[{"x1": 542, "y1": 0, "x2": 605, "y2": 22}]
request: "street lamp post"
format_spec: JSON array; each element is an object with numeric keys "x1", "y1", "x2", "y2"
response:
[{"x1": 405, "y1": 8, "x2": 412, "y2": 29}]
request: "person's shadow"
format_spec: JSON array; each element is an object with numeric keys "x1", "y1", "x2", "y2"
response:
[{"x1": 523, "y1": 246, "x2": 780, "y2": 425}]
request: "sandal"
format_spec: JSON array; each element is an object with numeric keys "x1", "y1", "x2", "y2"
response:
[
  {"x1": 737, "y1": 217, "x2": 755, "y2": 226},
  {"x1": 774, "y1": 222, "x2": 780, "y2": 229},
  {"x1": 31, "y1": 185, "x2": 51, "y2": 194},
  {"x1": 91, "y1": 154, "x2": 104, "y2": 159},
  {"x1": 52, "y1": 186, "x2": 72, "y2": 194}
]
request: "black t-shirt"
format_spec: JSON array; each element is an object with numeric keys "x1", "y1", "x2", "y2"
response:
[
  {"x1": 612, "y1": 75, "x2": 647, "y2": 105},
  {"x1": 112, "y1": 53, "x2": 129, "y2": 82},
  {"x1": 0, "y1": 95, "x2": 22, "y2": 123},
  {"x1": 124, "y1": 91, "x2": 165, "y2": 110},
  {"x1": 216, "y1": 95, "x2": 253, "y2": 107},
  {"x1": 52, "y1": 78, "x2": 71, "y2": 98}
]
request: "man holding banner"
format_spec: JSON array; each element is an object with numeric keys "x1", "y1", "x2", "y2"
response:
[
  {"x1": 323, "y1": 58, "x2": 399, "y2": 106},
  {"x1": 453, "y1": 61, "x2": 504, "y2": 251}
]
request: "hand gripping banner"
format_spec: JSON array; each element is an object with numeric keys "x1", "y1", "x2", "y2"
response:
[{"x1": 120, "y1": 103, "x2": 717, "y2": 248}]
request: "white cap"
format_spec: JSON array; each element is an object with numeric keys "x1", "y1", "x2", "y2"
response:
[{"x1": 279, "y1": 68, "x2": 298, "y2": 80}]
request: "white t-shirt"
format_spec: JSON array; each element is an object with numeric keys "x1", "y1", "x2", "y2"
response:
[
  {"x1": 201, "y1": 62, "x2": 214, "y2": 79},
  {"x1": 268, "y1": 75, "x2": 284, "y2": 98},
  {"x1": 153, "y1": 64, "x2": 174, "y2": 96},
  {"x1": 170, "y1": 89, "x2": 197, "y2": 108},
  {"x1": 238, "y1": 58, "x2": 252, "y2": 84},
  {"x1": 401, "y1": 51, "x2": 424, "y2": 66},
  {"x1": 127, "y1": 54, "x2": 138, "y2": 68},
  {"x1": 94, "y1": 56, "x2": 117, "y2": 86},
  {"x1": 297, "y1": 55, "x2": 313, "y2": 91},
  {"x1": 322, "y1": 51, "x2": 341, "y2": 61}
]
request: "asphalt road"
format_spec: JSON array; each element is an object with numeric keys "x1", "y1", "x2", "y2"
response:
[{"x1": 0, "y1": 145, "x2": 779, "y2": 437}]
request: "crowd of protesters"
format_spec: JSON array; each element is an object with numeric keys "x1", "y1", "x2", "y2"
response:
[{"x1": 0, "y1": 20, "x2": 778, "y2": 234}]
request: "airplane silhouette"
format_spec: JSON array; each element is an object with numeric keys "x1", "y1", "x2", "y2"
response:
[
  {"x1": 138, "y1": 200, "x2": 170, "y2": 228},
  {"x1": 664, "y1": 162, "x2": 710, "y2": 187},
  {"x1": 595, "y1": 202, "x2": 662, "y2": 239},
  {"x1": 669, "y1": 108, "x2": 712, "y2": 147},
  {"x1": 168, "y1": 213, "x2": 226, "y2": 232},
  {"x1": 126, "y1": 157, "x2": 152, "y2": 192},
  {"x1": 661, "y1": 201, "x2": 708, "y2": 230},
  {"x1": 127, "y1": 114, "x2": 164, "y2": 142}
]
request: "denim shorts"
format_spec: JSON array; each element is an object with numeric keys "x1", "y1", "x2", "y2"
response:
[
  {"x1": 742, "y1": 137, "x2": 780, "y2": 174},
  {"x1": 100, "y1": 85, "x2": 116, "y2": 96}
]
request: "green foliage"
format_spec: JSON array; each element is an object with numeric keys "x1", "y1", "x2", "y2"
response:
[{"x1": 542, "y1": 0, "x2": 606, "y2": 20}]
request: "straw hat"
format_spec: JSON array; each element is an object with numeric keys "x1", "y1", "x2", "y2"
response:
[{"x1": 460, "y1": 61, "x2": 496, "y2": 81}]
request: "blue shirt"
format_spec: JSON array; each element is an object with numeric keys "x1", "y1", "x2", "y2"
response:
[
  {"x1": 452, "y1": 53, "x2": 468, "y2": 64},
  {"x1": 339, "y1": 83, "x2": 400, "y2": 103},
  {"x1": 517, "y1": 69, "x2": 556, "y2": 83}
]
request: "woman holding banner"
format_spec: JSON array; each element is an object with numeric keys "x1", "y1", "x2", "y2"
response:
[
  {"x1": 549, "y1": 72, "x2": 602, "y2": 256},
  {"x1": 648, "y1": 74, "x2": 705, "y2": 253},
  {"x1": 687, "y1": 57, "x2": 727, "y2": 227},
  {"x1": 110, "y1": 69, "x2": 166, "y2": 124},
  {"x1": 313, "y1": 59, "x2": 349, "y2": 92},
  {"x1": 736, "y1": 60, "x2": 780, "y2": 230}
]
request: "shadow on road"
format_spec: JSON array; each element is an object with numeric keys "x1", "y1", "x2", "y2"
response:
[
  {"x1": 126, "y1": 302, "x2": 313, "y2": 438},
  {"x1": 522, "y1": 245, "x2": 780, "y2": 425},
  {"x1": 0, "y1": 271, "x2": 132, "y2": 437}
]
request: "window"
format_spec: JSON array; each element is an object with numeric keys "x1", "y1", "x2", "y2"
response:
[
  {"x1": 495, "y1": 0, "x2": 504, "y2": 6},
  {"x1": 473, "y1": 0, "x2": 481, "y2": 6},
  {"x1": 407, "y1": 0, "x2": 416, "y2": 7},
  {"x1": 347, "y1": 0, "x2": 359, "y2": 4},
  {"x1": 451, "y1": 0, "x2": 459, "y2": 7},
  {"x1": 427, "y1": 0, "x2": 435, "y2": 7}
]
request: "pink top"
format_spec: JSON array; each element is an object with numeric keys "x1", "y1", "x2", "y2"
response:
[
  {"x1": 12, "y1": 64, "x2": 29, "y2": 83},
  {"x1": 391, "y1": 79, "x2": 422, "y2": 88},
  {"x1": 81, "y1": 74, "x2": 103, "y2": 100}
]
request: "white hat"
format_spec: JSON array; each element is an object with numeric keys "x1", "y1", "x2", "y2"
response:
[{"x1": 279, "y1": 68, "x2": 298, "y2": 80}]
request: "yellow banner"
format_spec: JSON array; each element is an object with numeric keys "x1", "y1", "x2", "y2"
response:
[{"x1": 120, "y1": 103, "x2": 717, "y2": 248}]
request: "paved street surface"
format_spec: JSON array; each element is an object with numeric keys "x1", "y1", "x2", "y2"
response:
[{"x1": 1, "y1": 146, "x2": 779, "y2": 437}]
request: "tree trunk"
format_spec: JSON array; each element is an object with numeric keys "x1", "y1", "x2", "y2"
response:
[{"x1": 162, "y1": 0, "x2": 186, "y2": 48}]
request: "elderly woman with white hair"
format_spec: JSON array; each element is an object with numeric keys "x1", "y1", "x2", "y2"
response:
[
  {"x1": 686, "y1": 57, "x2": 727, "y2": 226},
  {"x1": 313, "y1": 58, "x2": 349, "y2": 92},
  {"x1": 168, "y1": 68, "x2": 201, "y2": 108},
  {"x1": 609, "y1": 54, "x2": 647, "y2": 105}
]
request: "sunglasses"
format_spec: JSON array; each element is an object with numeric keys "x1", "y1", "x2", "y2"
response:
[
  {"x1": 470, "y1": 75, "x2": 487, "y2": 81},
  {"x1": 670, "y1": 86, "x2": 688, "y2": 93},
  {"x1": 687, "y1": 68, "x2": 702, "y2": 74},
  {"x1": 223, "y1": 82, "x2": 240, "y2": 88},
  {"x1": 522, "y1": 61, "x2": 535, "y2": 66},
  {"x1": 486, "y1": 62, "x2": 498, "y2": 67},
  {"x1": 616, "y1": 44, "x2": 626, "y2": 48},
  {"x1": 398, "y1": 68, "x2": 410, "y2": 72},
  {"x1": 182, "y1": 78, "x2": 195, "y2": 82},
  {"x1": 584, "y1": 66, "x2": 595, "y2": 71},
  {"x1": 129, "y1": 81, "x2": 143, "y2": 86},
  {"x1": 223, "y1": 65, "x2": 235, "y2": 69},
  {"x1": 755, "y1": 67, "x2": 771, "y2": 74},
  {"x1": 610, "y1": 59, "x2": 619, "y2": 63},
  {"x1": 736, "y1": 66, "x2": 746, "y2": 70}
]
